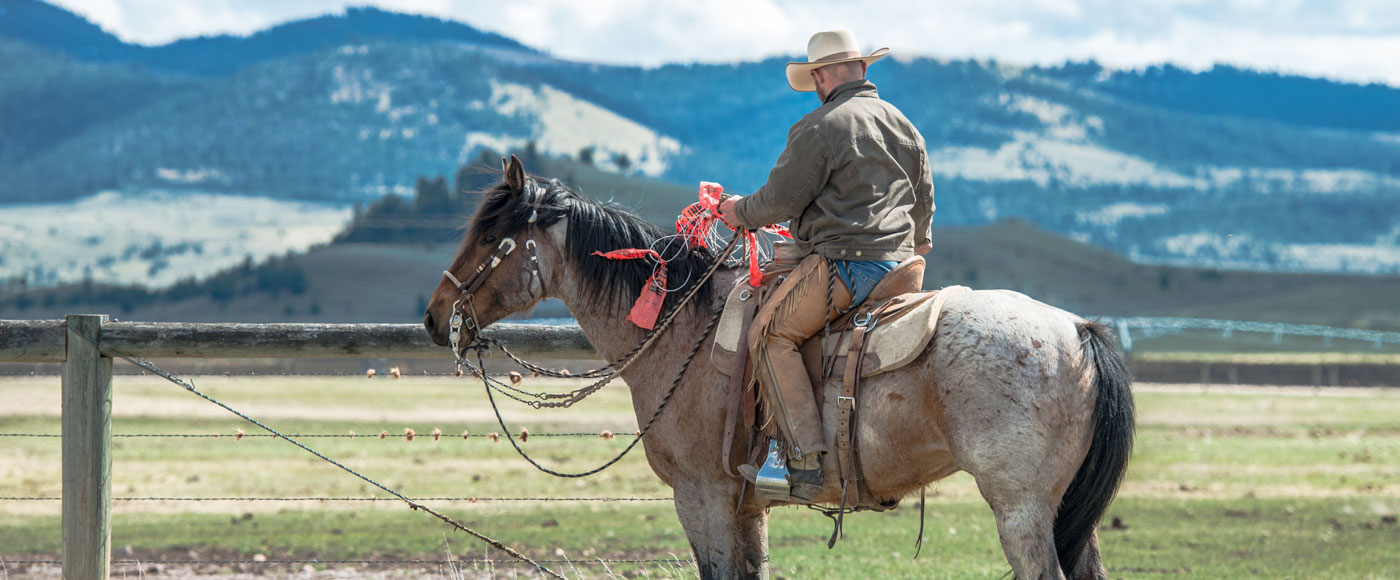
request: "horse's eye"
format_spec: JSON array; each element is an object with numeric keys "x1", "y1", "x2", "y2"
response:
[{"x1": 482, "y1": 234, "x2": 496, "y2": 245}]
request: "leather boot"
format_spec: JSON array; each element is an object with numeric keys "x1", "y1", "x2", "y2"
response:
[{"x1": 787, "y1": 453, "x2": 824, "y2": 501}]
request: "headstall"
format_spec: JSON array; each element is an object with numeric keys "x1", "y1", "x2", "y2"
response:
[{"x1": 443, "y1": 236, "x2": 540, "y2": 365}]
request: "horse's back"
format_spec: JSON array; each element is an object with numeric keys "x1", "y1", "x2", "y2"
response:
[
  {"x1": 927, "y1": 288, "x2": 1097, "y2": 468},
  {"x1": 933, "y1": 288, "x2": 1089, "y2": 373}
]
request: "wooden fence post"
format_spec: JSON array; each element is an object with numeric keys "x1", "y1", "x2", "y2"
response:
[{"x1": 62, "y1": 314, "x2": 112, "y2": 580}]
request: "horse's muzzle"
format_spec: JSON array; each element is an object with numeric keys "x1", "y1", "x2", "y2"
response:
[{"x1": 424, "y1": 311, "x2": 450, "y2": 347}]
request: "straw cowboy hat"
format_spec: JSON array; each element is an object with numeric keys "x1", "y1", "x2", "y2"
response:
[{"x1": 786, "y1": 29, "x2": 890, "y2": 92}]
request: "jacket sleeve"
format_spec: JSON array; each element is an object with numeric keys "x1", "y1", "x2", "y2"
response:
[
  {"x1": 911, "y1": 147, "x2": 935, "y2": 247},
  {"x1": 732, "y1": 121, "x2": 831, "y2": 230}
]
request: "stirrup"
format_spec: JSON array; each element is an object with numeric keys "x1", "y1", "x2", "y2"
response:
[{"x1": 745, "y1": 440, "x2": 792, "y2": 501}]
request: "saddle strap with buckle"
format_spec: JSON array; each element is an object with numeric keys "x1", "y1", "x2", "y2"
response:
[
  {"x1": 722, "y1": 296, "x2": 760, "y2": 478},
  {"x1": 830, "y1": 296, "x2": 905, "y2": 546}
]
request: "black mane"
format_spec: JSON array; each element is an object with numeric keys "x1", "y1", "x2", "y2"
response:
[{"x1": 468, "y1": 175, "x2": 718, "y2": 313}]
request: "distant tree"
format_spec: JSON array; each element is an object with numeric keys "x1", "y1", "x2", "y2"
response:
[
  {"x1": 613, "y1": 152, "x2": 632, "y2": 172},
  {"x1": 578, "y1": 146, "x2": 595, "y2": 166},
  {"x1": 455, "y1": 149, "x2": 502, "y2": 206},
  {"x1": 519, "y1": 141, "x2": 543, "y2": 169},
  {"x1": 415, "y1": 175, "x2": 452, "y2": 214}
]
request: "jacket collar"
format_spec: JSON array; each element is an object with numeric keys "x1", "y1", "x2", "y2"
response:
[{"x1": 822, "y1": 80, "x2": 878, "y2": 104}]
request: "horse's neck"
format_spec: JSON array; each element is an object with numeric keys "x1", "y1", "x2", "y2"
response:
[{"x1": 559, "y1": 267, "x2": 739, "y2": 391}]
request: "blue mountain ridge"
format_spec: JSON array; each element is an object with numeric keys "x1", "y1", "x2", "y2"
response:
[
  {"x1": 2, "y1": 1, "x2": 1398, "y2": 274},
  {"x1": 0, "y1": 0, "x2": 538, "y2": 76}
]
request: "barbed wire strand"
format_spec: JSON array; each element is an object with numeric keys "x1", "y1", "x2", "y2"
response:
[
  {"x1": 65, "y1": 331, "x2": 568, "y2": 580},
  {"x1": 0, "y1": 559, "x2": 1179, "y2": 574},
  {"x1": 2, "y1": 558, "x2": 693, "y2": 566},
  {"x1": 1, "y1": 496, "x2": 670, "y2": 502},
  {"x1": 0, "y1": 432, "x2": 634, "y2": 439}
]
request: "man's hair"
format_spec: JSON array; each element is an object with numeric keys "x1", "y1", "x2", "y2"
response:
[{"x1": 819, "y1": 60, "x2": 865, "y2": 81}]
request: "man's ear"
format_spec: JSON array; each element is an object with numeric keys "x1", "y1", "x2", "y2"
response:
[{"x1": 505, "y1": 154, "x2": 527, "y2": 192}]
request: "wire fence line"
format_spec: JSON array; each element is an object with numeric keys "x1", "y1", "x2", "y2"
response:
[
  {"x1": 0, "y1": 431, "x2": 638, "y2": 439},
  {"x1": 3, "y1": 558, "x2": 695, "y2": 566},
  {"x1": 2, "y1": 496, "x2": 670, "y2": 503},
  {"x1": 1104, "y1": 316, "x2": 1400, "y2": 352}
]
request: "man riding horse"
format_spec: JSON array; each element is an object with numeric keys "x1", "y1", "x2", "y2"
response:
[{"x1": 717, "y1": 29, "x2": 935, "y2": 502}]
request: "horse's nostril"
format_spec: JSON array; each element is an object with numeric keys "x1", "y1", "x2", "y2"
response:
[{"x1": 424, "y1": 311, "x2": 436, "y2": 333}]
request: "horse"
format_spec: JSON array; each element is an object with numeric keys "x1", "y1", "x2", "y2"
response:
[{"x1": 423, "y1": 156, "x2": 1135, "y2": 580}]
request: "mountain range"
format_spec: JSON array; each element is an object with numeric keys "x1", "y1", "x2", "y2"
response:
[{"x1": 2, "y1": 0, "x2": 1399, "y2": 276}]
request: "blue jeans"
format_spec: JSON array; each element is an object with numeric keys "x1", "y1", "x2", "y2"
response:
[{"x1": 833, "y1": 260, "x2": 897, "y2": 307}]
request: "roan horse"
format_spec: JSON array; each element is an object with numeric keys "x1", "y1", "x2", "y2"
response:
[{"x1": 423, "y1": 157, "x2": 1135, "y2": 580}]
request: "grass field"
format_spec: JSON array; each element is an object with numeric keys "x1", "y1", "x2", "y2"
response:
[{"x1": 2, "y1": 375, "x2": 1399, "y2": 579}]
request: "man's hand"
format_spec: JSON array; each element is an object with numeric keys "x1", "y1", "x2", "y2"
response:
[
  {"x1": 915, "y1": 242, "x2": 933, "y2": 255},
  {"x1": 717, "y1": 196, "x2": 741, "y2": 225}
]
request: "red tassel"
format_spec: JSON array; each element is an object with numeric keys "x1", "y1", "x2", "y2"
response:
[
  {"x1": 699, "y1": 182, "x2": 724, "y2": 210},
  {"x1": 746, "y1": 231, "x2": 763, "y2": 287},
  {"x1": 591, "y1": 249, "x2": 668, "y2": 329},
  {"x1": 627, "y1": 267, "x2": 667, "y2": 329},
  {"x1": 592, "y1": 248, "x2": 662, "y2": 261}
]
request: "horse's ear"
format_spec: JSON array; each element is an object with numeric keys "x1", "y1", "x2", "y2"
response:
[
  {"x1": 500, "y1": 157, "x2": 509, "y2": 172},
  {"x1": 504, "y1": 154, "x2": 527, "y2": 192}
]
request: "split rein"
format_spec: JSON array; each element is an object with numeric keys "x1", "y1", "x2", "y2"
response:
[{"x1": 440, "y1": 231, "x2": 743, "y2": 477}]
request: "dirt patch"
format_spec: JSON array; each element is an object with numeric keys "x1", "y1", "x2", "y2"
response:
[{"x1": 1, "y1": 546, "x2": 695, "y2": 579}]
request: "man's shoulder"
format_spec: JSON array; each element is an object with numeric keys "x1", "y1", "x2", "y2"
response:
[{"x1": 807, "y1": 92, "x2": 917, "y2": 137}]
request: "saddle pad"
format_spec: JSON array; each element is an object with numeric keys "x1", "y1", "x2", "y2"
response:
[{"x1": 712, "y1": 283, "x2": 972, "y2": 378}]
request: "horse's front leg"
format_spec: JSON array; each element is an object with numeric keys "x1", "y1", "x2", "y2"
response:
[{"x1": 673, "y1": 479, "x2": 770, "y2": 579}]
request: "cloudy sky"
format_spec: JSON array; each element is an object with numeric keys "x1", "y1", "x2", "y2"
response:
[{"x1": 52, "y1": 0, "x2": 1400, "y2": 86}]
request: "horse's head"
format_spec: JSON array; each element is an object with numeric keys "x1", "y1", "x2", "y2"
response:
[
  {"x1": 424, "y1": 155, "x2": 563, "y2": 350},
  {"x1": 424, "y1": 154, "x2": 721, "y2": 354}
]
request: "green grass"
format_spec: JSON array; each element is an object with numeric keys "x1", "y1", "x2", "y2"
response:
[{"x1": 3, "y1": 376, "x2": 1400, "y2": 578}]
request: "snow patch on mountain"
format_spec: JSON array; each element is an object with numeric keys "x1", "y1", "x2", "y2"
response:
[
  {"x1": 1153, "y1": 231, "x2": 1400, "y2": 274},
  {"x1": 932, "y1": 134, "x2": 1199, "y2": 188},
  {"x1": 1201, "y1": 167, "x2": 1400, "y2": 193},
  {"x1": 1003, "y1": 94, "x2": 1101, "y2": 141},
  {"x1": 329, "y1": 62, "x2": 390, "y2": 106},
  {"x1": 467, "y1": 80, "x2": 683, "y2": 176},
  {"x1": 0, "y1": 191, "x2": 351, "y2": 289},
  {"x1": 1077, "y1": 203, "x2": 1169, "y2": 227}
]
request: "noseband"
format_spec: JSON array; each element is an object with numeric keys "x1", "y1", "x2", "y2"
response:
[{"x1": 443, "y1": 236, "x2": 540, "y2": 362}]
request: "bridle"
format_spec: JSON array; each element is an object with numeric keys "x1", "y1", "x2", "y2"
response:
[{"x1": 442, "y1": 236, "x2": 541, "y2": 364}]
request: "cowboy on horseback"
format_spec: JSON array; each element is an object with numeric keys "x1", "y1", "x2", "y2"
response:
[{"x1": 718, "y1": 29, "x2": 935, "y2": 502}]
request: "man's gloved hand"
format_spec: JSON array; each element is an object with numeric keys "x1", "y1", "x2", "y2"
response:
[{"x1": 717, "y1": 195, "x2": 741, "y2": 226}]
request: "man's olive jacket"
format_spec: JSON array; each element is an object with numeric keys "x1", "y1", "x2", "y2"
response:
[{"x1": 732, "y1": 80, "x2": 934, "y2": 262}]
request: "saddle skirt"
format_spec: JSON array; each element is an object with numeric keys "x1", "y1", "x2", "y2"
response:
[{"x1": 710, "y1": 270, "x2": 970, "y2": 379}]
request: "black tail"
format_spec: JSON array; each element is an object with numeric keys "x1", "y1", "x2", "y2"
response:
[{"x1": 1055, "y1": 321, "x2": 1135, "y2": 576}]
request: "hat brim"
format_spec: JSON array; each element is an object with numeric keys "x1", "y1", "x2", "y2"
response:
[{"x1": 785, "y1": 48, "x2": 890, "y2": 92}]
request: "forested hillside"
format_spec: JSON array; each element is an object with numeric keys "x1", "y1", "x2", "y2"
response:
[{"x1": 2, "y1": 1, "x2": 1398, "y2": 276}]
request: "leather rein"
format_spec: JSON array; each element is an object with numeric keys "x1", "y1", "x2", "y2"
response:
[{"x1": 439, "y1": 219, "x2": 743, "y2": 378}]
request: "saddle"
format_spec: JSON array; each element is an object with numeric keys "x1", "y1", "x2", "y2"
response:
[{"x1": 711, "y1": 254, "x2": 971, "y2": 511}]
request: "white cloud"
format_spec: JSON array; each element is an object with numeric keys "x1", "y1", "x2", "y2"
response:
[{"x1": 43, "y1": 0, "x2": 1400, "y2": 85}]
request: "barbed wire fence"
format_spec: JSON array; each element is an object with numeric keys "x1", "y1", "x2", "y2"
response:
[
  {"x1": 0, "y1": 317, "x2": 704, "y2": 578},
  {"x1": 3, "y1": 316, "x2": 1399, "y2": 577}
]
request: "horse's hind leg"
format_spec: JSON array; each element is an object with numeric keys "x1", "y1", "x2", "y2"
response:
[
  {"x1": 959, "y1": 420, "x2": 1079, "y2": 579},
  {"x1": 976, "y1": 482, "x2": 1065, "y2": 580},
  {"x1": 1066, "y1": 530, "x2": 1106, "y2": 580}
]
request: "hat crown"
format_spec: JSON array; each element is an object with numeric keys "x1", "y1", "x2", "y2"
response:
[{"x1": 806, "y1": 29, "x2": 861, "y2": 63}]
